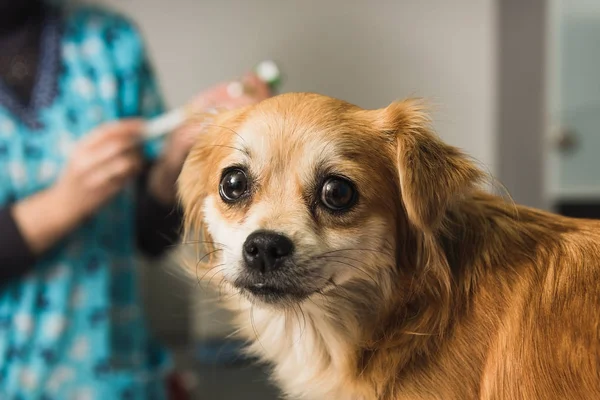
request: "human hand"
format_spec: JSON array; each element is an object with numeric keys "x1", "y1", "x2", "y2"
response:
[
  {"x1": 54, "y1": 119, "x2": 144, "y2": 221},
  {"x1": 188, "y1": 72, "x2": 272, "y2": 112}
]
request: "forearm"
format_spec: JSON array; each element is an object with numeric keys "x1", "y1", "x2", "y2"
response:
[
  {"x1": 10, "y1": 187, "x2": 81, "y2": 255},
  {"x1": 1, "y1": 187, "x2": 80, "y2": 283}
]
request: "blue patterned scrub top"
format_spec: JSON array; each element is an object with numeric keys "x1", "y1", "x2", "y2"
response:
[{"x1": 0, "y1": 6, "x2": 172, "y2": 400}]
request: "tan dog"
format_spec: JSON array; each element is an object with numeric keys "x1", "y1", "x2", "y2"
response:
[{"x1": 178, "y1": 93, "x2": 600, "y2": 399}]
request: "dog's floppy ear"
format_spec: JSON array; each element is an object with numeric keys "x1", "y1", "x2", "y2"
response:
[
  {"x1": 178, "y1": 132, "x2": 216, "y2": 266},
  {"x1": 177, "y1": 111, "x2": 233, "y2": 266},
  {"x1": 379, "y1": 100, "x2": 484, "y2": 233}
]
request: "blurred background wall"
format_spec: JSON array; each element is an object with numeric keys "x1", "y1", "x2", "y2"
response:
[{"x1": 88, "y1": 0, "x2": 499, "y2": 174}]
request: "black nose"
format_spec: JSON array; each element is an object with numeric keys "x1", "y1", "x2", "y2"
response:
[{"x1": 243, "y1": 230, "x2": 294, "y2": 273}]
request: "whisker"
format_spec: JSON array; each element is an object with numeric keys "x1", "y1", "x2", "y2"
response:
[
  {"x1": 206, "y1": 266, "x2": 228, "y2": 287},
  {"x1": 193, "y1": 296, "x2": 232, "y2": 306},
  {"x1": 216, "y1": 277, "x2": 238, "y2": 301},
  {"x1": 317, "y1": 254, "x2": 371, "y2": 268},
  {"x1": 400, "y1": 330, "x2": 435, "y2": 336},
  {"x1": 225, "y1": 327, "x2": 243, "y2": 341},
  {"x1": 312, "y1": 257, "x2": 380, "y2": 288},
  {"x1": 325, "y1": 287, "x2": 358, "y2": 305},
  {"x1": 250, "y1": 304, "x2": 267, "y2": 353},
  {"x1": 197, "y1": 248, "x2": 225, "y2": 265},
  {"x1": 290, "y1": 304, "x2": 308, "y2": 346},
  {"x1": 307, "y1": 246, "x2": 394, "y2": 261},
  {"x1": 193, "y1": 247, "x2": 226, "y2": 283},
  {"x1": 198, "y1": 262, "x2": 226, "y2": 282},
  {"x1": 204, "y1": 123, "x2": 248, "y2": 149},
  {"x1": 194, "y1": 144, "x2": 249, "y2": 156},
  {"x1": 181, "y1": 240, "x2": 230, "y2": 248}
]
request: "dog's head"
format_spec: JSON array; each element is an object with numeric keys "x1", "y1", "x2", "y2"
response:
[{"x1": 179, "y1": 93, "x2": 483, "y2": 310}]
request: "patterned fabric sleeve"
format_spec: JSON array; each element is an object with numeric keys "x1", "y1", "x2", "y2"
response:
[
  {"x1": 0, "y1": 207, "x2": 36, "y2": 284},
  {"x1": 135, "y1": 163, "x2": 183, "y2": 258}
]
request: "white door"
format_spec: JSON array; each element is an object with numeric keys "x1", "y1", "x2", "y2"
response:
[{"x1": 551, "y1": 0, "x2": 600, "y2": 205}]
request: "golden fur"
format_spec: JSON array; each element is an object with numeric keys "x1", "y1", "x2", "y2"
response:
[{"x1": 178, "y1": 93, "x2": 600, "y2": 399}]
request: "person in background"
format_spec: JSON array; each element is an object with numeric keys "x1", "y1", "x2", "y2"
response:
[{"x1": 0, "y1": 0, "x2": 270, "y2": 399}]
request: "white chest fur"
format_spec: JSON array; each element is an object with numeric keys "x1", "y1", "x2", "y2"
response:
[{"x1": 233, "y1": 301, "x2": 362, "y2": 400}]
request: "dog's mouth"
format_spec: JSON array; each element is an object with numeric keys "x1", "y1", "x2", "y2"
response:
[
  {"x1": 246, "y1": 283, "x2": 289, "y2": 297},
  {"x1": 234, "y1": 277, "x2": 335, "y2": 305},
  {"x1": 238, "y1": 282, "x2": 311, "y2": 304}
]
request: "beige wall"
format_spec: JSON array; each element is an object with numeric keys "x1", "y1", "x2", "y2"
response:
[
  {"x1": 88, "y1": 0, "x2": 498, "y2": 169},
  {"x1": 87, "y1": 0, "x2": 500, "y2": 340}
]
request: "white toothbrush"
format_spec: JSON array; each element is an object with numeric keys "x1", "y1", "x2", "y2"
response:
[{"x1": 142, "y1": 60, "x2": 282, "y2": 141}]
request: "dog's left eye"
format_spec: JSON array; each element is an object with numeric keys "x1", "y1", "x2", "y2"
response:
[
  {"x1": 320, "y1": 176, "x2": 357, "y2": 212},
  {"x1": 220, "y1": 168, "x2": 249, "y2": 202}
]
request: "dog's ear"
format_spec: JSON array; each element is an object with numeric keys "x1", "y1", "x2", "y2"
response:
[
  {"x1": 378, "y1": 100, "x2": 484, "y2": 233},
  {"x1": 178, "y1": 134, "x2": 216, "y2": 265},
  {"x1": 177, "y1": 111, "x2": 232, "y2": 265}
]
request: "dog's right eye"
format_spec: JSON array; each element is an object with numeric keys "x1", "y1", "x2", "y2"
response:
[
  {"x1": 320, "y1": 176, "x2": 357, "y2": 212},
  {"x1": 219, "y1": 168, "x2": 249, "y2": 203}
]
